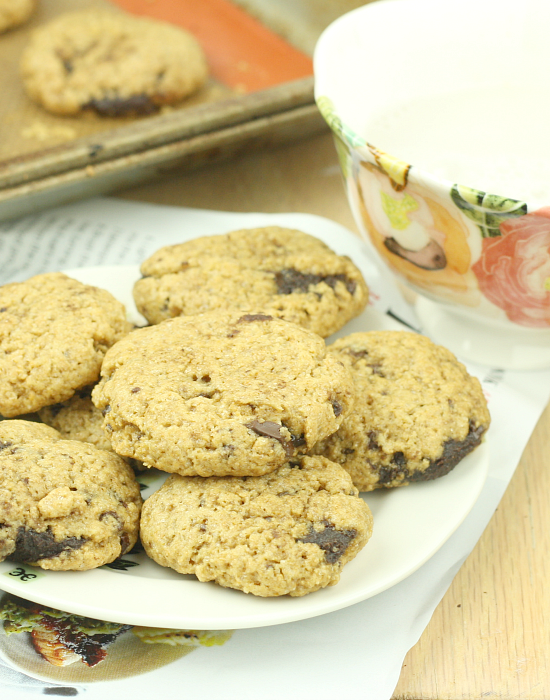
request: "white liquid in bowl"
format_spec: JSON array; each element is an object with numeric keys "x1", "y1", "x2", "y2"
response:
[{"x1": 364, "y1": 84, "x2": 550, "y2": 204}]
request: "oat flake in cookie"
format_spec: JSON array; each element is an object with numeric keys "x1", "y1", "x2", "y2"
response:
[
  {"x1": 312, "y1": 331, "x2": 491, "y2": 491},
  {"x1": 133, "y1": 226, "x2": 369, "y2": 337},
  {"x1": 0, "y1": 420, "x2": 142, "y2": 571},
  {"x1": 0, "y1": 272, "x2": 131, "y2": 417},
  {"x1": 20, "y1": 9, "x2": 208, "y2": 116},
  {"x1": 92, "y1": 310, "x2": 355, "y2": 477},
  {"x1": 140, "y1": 456, "x2": 373, "y2": 597},
  {"x1": 0, "y1": 0, "x2": 35, "y2": 33}
]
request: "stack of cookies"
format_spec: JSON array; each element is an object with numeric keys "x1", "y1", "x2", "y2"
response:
[
  {"x1": 0, "y1": 273, "x2": 141, "y2": 572},
  {"x1": 0, "y1": 226, "x2": 490, "y2": 599}
]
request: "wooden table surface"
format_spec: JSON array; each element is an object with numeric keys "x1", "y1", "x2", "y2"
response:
[{"x1": 115, "y1": 130, "x2": 550, "y2": 700}]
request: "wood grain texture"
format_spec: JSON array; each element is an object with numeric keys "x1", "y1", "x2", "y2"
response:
[
  {"x1": 115, "y1": 131, "x2": 550, "y2": 700},
  {"x1": 393, "y1": 400, "x2": 550, "y2": 700}
]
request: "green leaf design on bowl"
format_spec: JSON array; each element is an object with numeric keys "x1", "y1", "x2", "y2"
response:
[
  {"x1": 316, "y1": 96, "x2": 366, "y2": 147},
  {"x1": 451, "y1": 184, "x2": 527, "y2": 237}
]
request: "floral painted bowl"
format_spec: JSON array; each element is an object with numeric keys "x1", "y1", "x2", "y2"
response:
[{"x1": 314, "y1": 0, "x2": 550, "y2": 369}]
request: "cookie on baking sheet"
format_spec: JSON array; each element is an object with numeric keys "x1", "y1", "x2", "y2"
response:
[
  {"x1": 20, "y1": 9, "x2": 209, "y2": 116},
  {"x1": 0, "y1": 272, "x2": 131, "y2": 418},
  {"x1": 91, "y1": 310, "x2": 355, "y2": 477},
  {"x1": 0, "y1": 420, "x2": 142, "y2": 571},
  {"x1": 312, "y1": 330, "x2": 490, "y2": 491},
  {"x1": 133, "y1": 226, "x2": 369, "y2": 338},
  {"x1": 0, "y1": 0, "x2": 35, "y2": 33},
  {"x1": 140, "y1": 455, "x2": 373, "y2": 597}
]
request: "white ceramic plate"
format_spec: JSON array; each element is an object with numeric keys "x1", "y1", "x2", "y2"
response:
[{"x1": 0, "y1": 262, "x2": 489, "y2": 630}]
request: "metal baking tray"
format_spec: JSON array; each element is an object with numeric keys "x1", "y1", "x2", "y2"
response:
[{"x1": 0, "y1": 0, "x2": 368, "y2": 221}]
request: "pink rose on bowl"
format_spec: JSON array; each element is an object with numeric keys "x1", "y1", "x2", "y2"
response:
[{"x1": 472, "y1": 207, "x2": 550, "y2": 328}]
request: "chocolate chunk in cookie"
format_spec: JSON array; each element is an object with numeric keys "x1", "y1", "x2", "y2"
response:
[
  {"x1": 140, "y1": 455, "x2": 373, "y2": 596},
  {"x1": 92, "y1": 310, "x2": 355, "y2": 477},
  {"x1": 0, "y1": 420, "x2": 142, "y2": 570},
  {"x1": 312, "y1": 330, "x2": 490, "y2": 491},
  {"x1": 132, "y1": 226, "x2": 368, "y2": 338}
]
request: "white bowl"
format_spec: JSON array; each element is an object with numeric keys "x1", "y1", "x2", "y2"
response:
[{"x1": 314, "y1": 0, "x2": 550, "y2": 369}]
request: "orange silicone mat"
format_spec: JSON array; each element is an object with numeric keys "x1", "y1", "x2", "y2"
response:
[{"x1": 110, "y1": 0, "x2": 314, "y2": 92}]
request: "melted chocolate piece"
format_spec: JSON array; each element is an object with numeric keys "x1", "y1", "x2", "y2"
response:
[
  {"x1": 392, "y1": 451, "x2": 406, "y2": 467},
  {"x1": 377, "y1": 451, "x2": 408, "y2": 485},
  {"x1": 367, "y1": 431, "x2": 378, "y2": 450},
  {"x1": 409, "y1": 421, "x2": 486, "y2": 482},
  {"x1": 0, "y1": 440, "x2": 13, "y2": 450},
  {"x1": 377, "y1": 421, "x2": 486, "y2": 485},
  {"x1": 245, "y1": 420, "x2": 294, "y2": 457},
  {"x1": 297, "y1": 521, "x2": 356, "y2": 564},
  {"x1": 237, "y1": 314, "x2": 273, "y2": 323},
  {"x1": 12, "y1": 528, "x2": 85, "y2": 562},
  {"x1": 119, "y1": 533, "x2": 130, "y2": 556},
  {"x1": 377, "y1": 464, "x2": 407, "y2": 485},
  {"x1": 347, "y1": 349, "x2": 369, "y2": 359},
  {"x1": 275, "y1": 269, "x2": 357, "y2": 295},
  {"x1": 290, "y1": 433, "x2": 306, "y2": 451},
  {"x1": 84, "y1": 94, "x2": 158, "y2": 117},
  {"x1": 331, "y1": 399, "x2": 343, "y2": 416}
]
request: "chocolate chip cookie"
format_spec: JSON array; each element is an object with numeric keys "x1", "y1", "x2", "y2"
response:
[
  {"x1": 132, "y1": 226, "x2": 369, "y2": 337},
  {"x1": 20, "y1": 9, "x2": 209, "y2": 116},
  {"x1": 140, "y1": 455, "x2": 373, "y2": 596},
  {"x1": 39, "y1": 387, "x2": 145, "y2": 471},
  {"x1": 92, "y1": 310, "x2": 355, "y2": 477},
  {"x1": 0, "y1": 420, "x2": 142, "y2": 570},
  {"x1": 0, "y1": 0, "x2": 35, "y2": 33},
  {"x1": 312, "y1": 331, "x2": 490, "y2": 491},
  {"x1": 38, "y1": 387, "x2": 114, "y2": 453},
  {"x1": 0, "y1": 272, "x2": 131, "y2": 417}
]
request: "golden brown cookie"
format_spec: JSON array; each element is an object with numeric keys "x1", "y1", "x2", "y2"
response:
[
  {"x1": 0, "y1": 0, "x2": 35, "y2": 33},
  {"x1": 140, "y1": 455, "x2": 373, "y2": 597},
  {"x1": 92, "y1": 310, "x2": 355, "y2": 477},
  {"x1": 133, "y1": 226, "x2": 369, "y2": 337},
  {"x1": 0, "y1": 272, "x2": 131, "y2": 417},
  {"x1": 38, "y1": 386, "x2": 145, "y2": 471},
  {"x1": 20, "y1": 9, "x2": 208, "y2": 116},
  {"x1": 38, "y1": 387, "x2": 114, "y2": 453},
  {"x1": 0, "y1": 420, "x2": 142, "y2": 571},
  {"x1": 312, "y1": 330, "x2": 490, "y2": 491}
]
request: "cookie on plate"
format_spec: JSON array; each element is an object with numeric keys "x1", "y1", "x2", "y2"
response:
[
  {"x1": 0, "y1": 272, "x2": 131, "y2": 417},
  {"x1": 312, "y1": 331, "x2": 490, "y2": 491},
  {"x1": 38, "y1": 386, "x2": 145, "y2": 471},
  {"x1": 20, "y1": 9, "x2": 209, "y2": 116},
  {"x1": 39, "y1": 387, "x2": 114, "y2": 453},
  {"x1": 91, "y1": 310, "x2": 355, "y2": 477},
  {"x1": 140, "y1": 455, "x2": 373, "y2": 597},
  {"x1": 132, "y1": 226, "x2": 369, "y2": 337},
  {"x1": 0, "y1": 0, "x2": 35, "y2": 33},
  {"x1": 0, "y1": 420, "x2": 142, "y2": 570}
]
